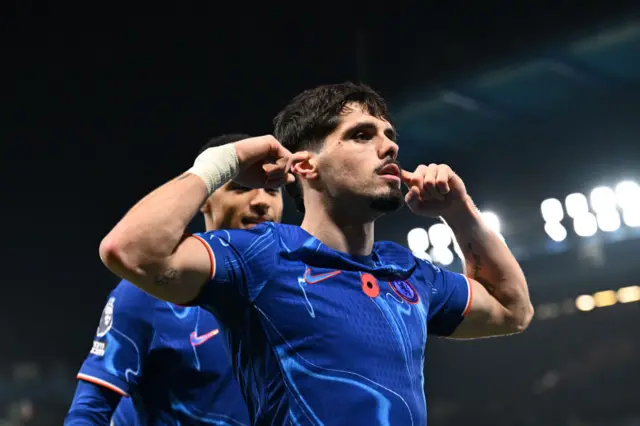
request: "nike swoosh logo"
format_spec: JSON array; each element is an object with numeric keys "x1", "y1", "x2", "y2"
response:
[
  {"x1": 190, "y1": 329, "x2": 219, "y2": 346},
  {"x1": 303, "y1": 268, "x2": 341, "y2": 284}
]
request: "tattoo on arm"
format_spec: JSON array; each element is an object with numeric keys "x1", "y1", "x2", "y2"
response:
[
  {"x1": 465, "y1": 242, "x2": 496, "y2": 296},
  {"x1": 154, "y1": 267, "x2": 179, "y2": 287}
]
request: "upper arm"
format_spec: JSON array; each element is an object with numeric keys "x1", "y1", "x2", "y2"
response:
[
  {"x1": 111, "y1": 234, "x2": 214, "y2": 305},
  {"x1": 424, "y1": 262, "x2": 472, "y2": 337},
  {"x1": 448, "y1": 278, "x2": 519, "y2": 339},
  {"x1": 77, "y1": 281, "x2": 155, "y2": 396},
  {"x1": 422, "y1": 260, "x2": 523, "y2": 339},
  {"x1": 65, "y1": 380, "x2": 121, "y2": 426}
]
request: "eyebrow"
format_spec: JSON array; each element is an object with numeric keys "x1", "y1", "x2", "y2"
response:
[{"x1": 344, "y1": 122, "x2": 398, "y2": 142}]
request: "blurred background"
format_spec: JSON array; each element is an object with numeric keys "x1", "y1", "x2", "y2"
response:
[{"x1": 2, "y1": 2, "x2": 640, "y2": 425}]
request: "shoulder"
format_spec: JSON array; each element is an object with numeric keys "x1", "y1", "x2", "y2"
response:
[
  {"x1": 374, "y1": 240, "x2": 411, "y2": 254},
  {"x1": 108, "y1": 280, "x2": 159, "y2": 314},
  {"x1": 373, "y1": 240, "x2": 420, "y2": 272},
  {"x1": 195, "y1": 221, "x2": 284, "y2": 247}
]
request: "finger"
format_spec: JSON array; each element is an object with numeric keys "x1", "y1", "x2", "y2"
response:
[
  {"x1": 285, "y1": 172, "x2": 296, "y2": 184},
  {"x1": 414, "y1": 165, "x2": 430, "y2": 194},
  {"x1": 263, "y1": 162, "x2": 286, "y2": 177},
  {"x1": 288, "y1": 151, "x2": 312, "y2": 175},
  {"x1": 272, "y1": 140, "x2": 294, "y2": 160},
  {"x1": 405, "y1": 186, "x2": 419, "y2": 203},
  {"x1": 423, "y1": 164, "x2": 443, "y2": 200},
  {"x1": 434, "y1": 165, "x2": 451, "y2": 195},
  {"x1": 400, "y1": 169, "x2": 416, "y2": 185}
]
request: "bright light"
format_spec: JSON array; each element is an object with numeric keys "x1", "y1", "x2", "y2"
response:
[
  {"x1": 615, "y1": 181, "x2": 640, "y2": 209},
  {"x1": 565, "y1": 193, "x2": 589, "y2": 218},
  {"x1": 407, "y1": 228, "x2": 429, "y2": 253},
  {"x1": 596, "y1": 210, "x2": 621, "y2": 232},
  {"x1": 622, "y1": 206, "x2": 640, "y2": 227},
  {"x1": 590, "y1": 186, "x2": 617, "y2": 214},
  {"x1": 593, "y1": 290, "x2": 617, "y2": 308},
  {"x1": 544, "y1": 222, "x2": 567, "y2": 242},
  {"x1": 573, "y1": 212, "x2": 598, "y2": 237},
  {"x1": 413, "y1": 250, "x2": 432, "y2": 262},
  {"x1": 575, "y1": 295, "x2": 595, "y2": 311},
  {"x1": 481, "y1": 211, "x2": 501, "y2": 234},
  {"x1": 428, "y1": 223, "x2": 452, "y2": 248},
  {"x1": 431, "y1": 246, "x2": 454, "y2": 266},
  {"x1": 540, "y1": 198, "x2": 564, "y2": 223},
  {"x1": 617, "y1": 286, "x2": 640, "y2": 303}
]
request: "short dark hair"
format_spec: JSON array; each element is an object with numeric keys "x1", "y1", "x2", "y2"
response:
[
  {"x1": 198, "y1": 133, "x2": 251, "y2": 155},
  {"x1": 273, "y1": 82, "x2": 389, "y2": 212}
]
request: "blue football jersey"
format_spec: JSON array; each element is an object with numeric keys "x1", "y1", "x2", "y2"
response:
[
  {"x1": 77, "y1": 280, "x2": 250, "y2": 425},
  {"x1": 191, "y1": 222, "x2": 471, "y2": 425}
]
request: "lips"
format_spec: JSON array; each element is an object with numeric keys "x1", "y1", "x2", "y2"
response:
[
  {"x1": 377, "y1": 163, "x2": 401, "y2": 178},
  {"x1": 242, "y1": 216, "x2": 271, "y2": 226}
]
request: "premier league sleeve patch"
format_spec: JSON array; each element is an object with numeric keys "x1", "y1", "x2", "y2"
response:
[
  {"x1": 96, "y1": 297, "x2": 116, "y2": 338},
  {"x1": 389, "y1": 280, "x2": 420, "y2": 304}
]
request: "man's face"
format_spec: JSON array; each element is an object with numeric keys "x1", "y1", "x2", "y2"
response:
[
  {"x1": 204, "y1": 183, "x2": 283, "y2": 230},
  {"x1": 313, "y1": 103, "x2": 403, "y2": 214}
]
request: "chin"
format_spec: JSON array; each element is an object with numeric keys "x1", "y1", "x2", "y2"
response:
[{"x1": 369, "y1": 188, "x2": 404, "y2": 213}]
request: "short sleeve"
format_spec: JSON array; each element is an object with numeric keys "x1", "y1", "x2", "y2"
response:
[
  {"x1": 77, "y1": 280, "x2": 155, "y2": 396},
  {"x1": 420, "y1": 260, "x2": 472, "y2": 337},
  {"x1": 189, "y1": 222, "x2": 278, "y2": 323}
]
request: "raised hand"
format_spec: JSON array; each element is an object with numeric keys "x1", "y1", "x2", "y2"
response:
[
  {"x1": 401, "y1": 163, "x2": 469, "y2": 218},
  {"x1": 233, "y1": 135, "x2": 309, "y2": 189}
]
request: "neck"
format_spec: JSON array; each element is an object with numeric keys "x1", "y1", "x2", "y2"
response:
[{"x1": 300, "y1": 202, "x2": 375, "y2": 256}]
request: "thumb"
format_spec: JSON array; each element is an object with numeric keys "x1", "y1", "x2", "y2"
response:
[{"x1": 405, "y1": 187, "x2": 421, "y2": 209}]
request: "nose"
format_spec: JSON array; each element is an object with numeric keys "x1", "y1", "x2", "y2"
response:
[
  {"x1": 249, "y1": 190, "x2": 271, "y2": 216},
  {"x1": 379, "y1": 137, "x2": 399, "y2": 161}
]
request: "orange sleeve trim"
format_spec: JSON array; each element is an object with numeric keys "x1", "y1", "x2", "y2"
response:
[
  {"x1": 462, "y1": 275, "x2": 473, "y2": 317},
  {"x1": 188, "y1": 234, "x2": 216, "y2": 281},
  {"x1": 77, "y1": 373, "x2": 129, "y2": 397}
]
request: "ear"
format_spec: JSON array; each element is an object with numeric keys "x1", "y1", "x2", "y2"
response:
[{"x1": 291, "y1": 152, "x2": 319, "y2": 182}]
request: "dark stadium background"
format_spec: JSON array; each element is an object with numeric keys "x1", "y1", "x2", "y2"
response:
[{"x1": 1, "y1": 2, "x2": 639, "y2": 424}]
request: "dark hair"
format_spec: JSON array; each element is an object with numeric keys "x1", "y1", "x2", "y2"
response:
[
  {"x1": 273, "y1": 82, "x2": 389, "y2": 212},
  {"x1": 198, "y1": 133, "x2": 251, "y2": 155}
]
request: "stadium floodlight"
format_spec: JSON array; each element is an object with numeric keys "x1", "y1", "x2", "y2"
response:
[
  {"x1": 407, "y1": 228, "x2": 430, "y2": 253},
  {"x1": 431, "y1": 246, "x2": 454, "y2": 266},
  {"x1": 565, "y1": 193, "x2": 589, "y2": 218},
  {"x1": 617, "y1": 286, "x2": 640, "y2": 304},
  {"x1": 413, "y1": 250, "x2": 432, "y2": 262},
  {"x1": 481, "y1": 211, "x2": 501, "y2": 234},
  {"x1": 544, "y1": 222, "x2": 567, "y2": 242},
  {"x1": 622, "y1": 206, "x2": 640, "y2": 227},
  {"x1": 615, "y1": 181, "x2": 640, "y2": 210},
  {"x1": 540, "y1": 198, "x2": 564, "y2": 223},
  {"x1": 575, "y1": 295, "x2": 595, "y2": 312},
  {"x1": 573, "y1": 212, "x2": 598, "y2": 237},
  {"x1": 590, "y1": 186, "x2": 617, "y2": 214},
  {"x1": 596, "y1": 210, "x2": 621, "y2": 232},
  {"x1": 428, "y1": 223, "x2": 452, "y2": 248},
  {"x1": 593, "y1": 290, "x2": 617, "y2": 308}
]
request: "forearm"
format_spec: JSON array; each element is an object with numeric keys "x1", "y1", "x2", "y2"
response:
[
  {"x1": 443, "y1": 197, "x2": 532, "y2": 327},
  {"x1": 100, "y1": 174, "x2": 209, "y2": 272}
]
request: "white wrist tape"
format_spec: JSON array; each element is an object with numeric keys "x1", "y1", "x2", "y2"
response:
[{"x1": 186, "y1": 143, "x2": 239, "y2": 195}]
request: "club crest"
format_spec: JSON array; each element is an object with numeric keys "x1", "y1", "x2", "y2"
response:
[
  {"x1": 97, "y1": 297, "x2": 116, "y2": 337},
  {"x1": 389, "y1": 280, "x2": 420, "y2": 304}
]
